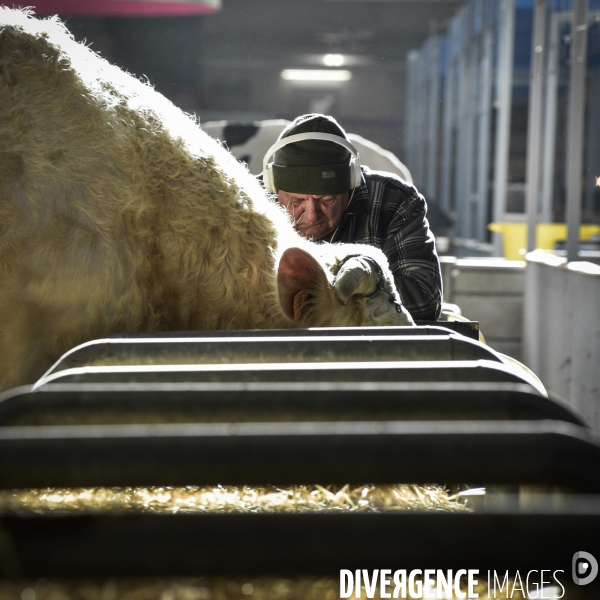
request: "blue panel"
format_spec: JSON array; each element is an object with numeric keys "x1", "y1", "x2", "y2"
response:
[
  {"x1": 554, "y1": 19, "x2": 599, "y2": 71},
  {"x1": 548, "y1": 0, "x2": 600, "y2": 10},
  {"x1": 512, "y1": 84, "x2": 531, "y2": 98},
  {"x1": 483, "y1": 0, "x2": 498, "y2": 29},
  {"x1": 491, "y1": 0, "x2": 502, "y2": 26},
  {"x1": 457, "y1": 5, "x2": 469, "y2": 55},
  {"x1": 421, "y1": 38, "x2": 432, "y2": 83},
  {"x1": 474, "y1": 0, "x2": 484, "y2": 36},
  {"x1": 440, "y1": 35, "x2": 450, "y2": 75},
  {"x1": 467, "y1": 1, "x2": 476, "y2": 42},
  {"x1": 559, "y1": 21, "x2": 571, "y2": 69},
  {"x1": 513, "y1": 7, "x2": 533, "y2": 70},
  {"x1": 449, "y1": 16, "x2": 462, "y2": 61},
  {"x1": 590, "y1": 21, "x2": 600, "y2": 68}
]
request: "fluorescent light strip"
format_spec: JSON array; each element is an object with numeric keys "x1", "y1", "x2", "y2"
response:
[
  {"x1": 281, "y1": 69, "x2": 352, "y2": 82},
  {"x1": 323, "y1": 53, "x2": 345, "y2": 67}
]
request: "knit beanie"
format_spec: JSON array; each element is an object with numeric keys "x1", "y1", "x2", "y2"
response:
[{"x1": 271, "y1": 114, "x2": 353, "y2": 195}]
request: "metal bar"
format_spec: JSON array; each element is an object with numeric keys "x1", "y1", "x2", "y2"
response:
[
  {"x1": 0, "y1": 383, "x2": 583, "y2": 427},
  {"x1": 566, "y1": 0, "x2": 589, "y2": 262},
  {"x1": 540, "y1": 11, "x2": 562, "y2": 223},
  {"x1": 455, "y1": 53, "x2": 471, "y2": 238},
  {"x1": 405, "y1": 50, "x2": 419, "y2": 177},
  {"x1": 427, "y1": 35, "x2": 441, "y2": 200},
  {"x1": 476, "y1": 28, "x2": 493, "y2": 242},
  {"x1": 2, "y1": 511, "x2": 599, "y2": 578},
  {"x1": 525, "y1": 0, "x2": 547, "y2": 252},
  {"x1": 492, "y1": 0, "x2": 516, "y2": 254},
  {"x1": 418, "y1": 51, "x2": 429, "y2": 190},
  {"x1": 464, "y1": 47, "x2": 477, "y2": 240},
  {"x1": 440, "y1": 59, "x2": 455, "y2": 214},
  {"x1": 413, "y1": 52, "x2": 426, "y2": 189},
  {"x1": 0, "y1": 420, "x2": 599, "y2": 490},
  {"x1": 106, "y1": 324, "x2": 480, "y2": 341},
  {"x1": 40, "y1": 334, "x2": 501, "y2": 377},
  {"x1": 407, "y1": 321, "x2": 480, "y2": 338},
  {"x1": 584, "y1": 61, "x2": 600, "y2": 214},
  {"x1": 34, "y1": 360, "x2": 538, "y2": 387}
]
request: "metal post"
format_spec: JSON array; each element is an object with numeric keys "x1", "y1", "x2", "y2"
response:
[
  {"x1": 465, "y1": 47, "x2": 477, "y2": 240},
  {"x1": 566, "y1": 0, "x2": 588, "y2": 262},
  {"x1": 540, "y1": 12, "x2": 562, "y2": 223},
  {"x1": 414, "y1": 52, "x2": 426, "y2": 189},
  {"x1": 427, "y1": 36, "x2": 441, "y2": 201},
  {"x1": 405, "y1": 51, "x2": 419, "y2": 181},
  {"x1": 525, "y1": 0, "x2": 547, "y2": 253},
  {"x1": 440, "y1": 58, "x2": 456, "y2": 214},
  {"x1": 455, "y1": 53, "x2": 470, "y2": 238},
  {"x1": 584, "y1": 50, "x2": 600, "y2": 215},
  {"x1": 493, "y1": 0, "x2": 516, "y2": 255},
  {"x1": 476, "y1": 28, "x2": 493, "y2": 242}
]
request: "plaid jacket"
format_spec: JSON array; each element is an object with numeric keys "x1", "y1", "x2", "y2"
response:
[{"x1": 325, "y1": 167, "x2": 442, "y2": 321}]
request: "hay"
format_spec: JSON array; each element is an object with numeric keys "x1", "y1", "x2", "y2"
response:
[
  {"x1": 0, "y1": 487, "x2": 568, "y2": 599},
  {"x1": 0, "y1": 484, "x2": 469, "y2": 515}
]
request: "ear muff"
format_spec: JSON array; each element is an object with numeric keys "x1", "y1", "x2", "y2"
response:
[{"x1": 262, "y1": 132, "x2": 362, "y2": 194}]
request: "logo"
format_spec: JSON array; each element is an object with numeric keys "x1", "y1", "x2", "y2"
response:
[
  {"x1": 321, "y1": 170, "x2": 336, "y2": 179},
  {"x1": 572, "y1": 551, "x2": 598, "y2": 585}
]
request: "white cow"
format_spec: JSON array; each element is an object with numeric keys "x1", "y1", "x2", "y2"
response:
[{"x1": 0, "y1": 9, "x2": 413, "y2": 391}]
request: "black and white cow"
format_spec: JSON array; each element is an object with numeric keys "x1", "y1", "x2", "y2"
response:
[{"x1": 201, "y1": 119, "x2": 414, "y2": 184}]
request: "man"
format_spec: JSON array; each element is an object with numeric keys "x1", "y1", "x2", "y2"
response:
[{"x1": 262, "y1": 113, "x2": 442, "y2": 322}]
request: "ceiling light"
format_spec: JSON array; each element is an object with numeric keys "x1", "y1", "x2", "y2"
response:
[
  {"x1": 323, "y1": 53, "x2": 345, "y2": 67},
  {"x1": 281, "y1": 69, "x2": 352, "y2": 82}
]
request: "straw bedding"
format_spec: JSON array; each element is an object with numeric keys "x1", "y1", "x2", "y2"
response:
[
  {"x1": 0, "y1": 486, "x2": 543, "y2": 599},
  {"x1": 0, "y1": 484, "x2": 467, "y2": 515}
]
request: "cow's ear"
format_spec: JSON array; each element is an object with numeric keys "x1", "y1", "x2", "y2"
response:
[{"x1": 277, "y1": 247, "x2": 329, "y2": 321}]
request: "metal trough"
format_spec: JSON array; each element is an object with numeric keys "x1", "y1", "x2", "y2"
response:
[
  {"x1": 42, "y1": 332, "x2": 499, "y2": 377},
  {"x1": 0, "y1": 382, "x2": 581, "y2": 427},
  {"x1": 34, "y1": 360, "x2": 541, "y2": 389},
  {"x1": 1, "y1": 506, "x2": 599, "y2": 578},
  {"x1": 1, "y1": 420, "x2": 599, "y2": 491},
  {"x1": 1, "y1": 327, "x2": 585, "y2": 583},
  {"x1": 105, "y1": 324, "x2": 480, "y2": 340}
]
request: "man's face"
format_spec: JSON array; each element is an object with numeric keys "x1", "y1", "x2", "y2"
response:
[{"x1": 277, "y1": 190, "x2": 349, "y2": 240}]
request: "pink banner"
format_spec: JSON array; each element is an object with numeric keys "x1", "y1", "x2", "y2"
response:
[{"x1": 6, "y1": 0, "x2": 219, "y2": 16}]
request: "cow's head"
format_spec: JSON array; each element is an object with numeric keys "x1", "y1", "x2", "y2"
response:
[{"x1": 277, "y1": 247, "x2": 414, "y2": 327}]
